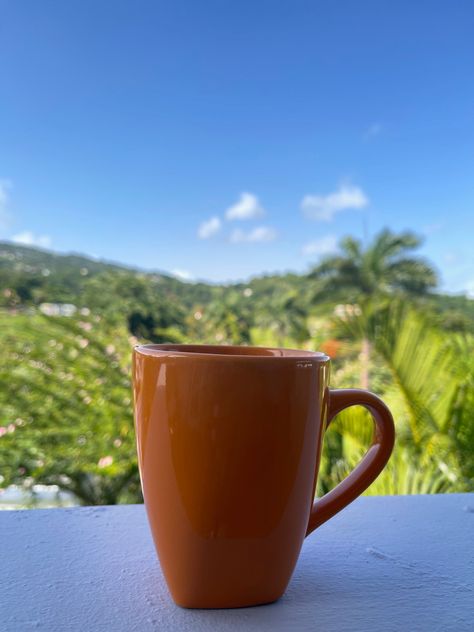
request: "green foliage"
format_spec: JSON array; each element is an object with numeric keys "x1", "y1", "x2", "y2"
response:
[
  {"x1": 309, "y1": 228, "x2": 438, "y2": 301},
  {"x1": 324, "y1": 304, "x2": 474, "y2": 494},
  {"x1": 0, "y1": 234, "x2": 473, "y2": 506},
  {"x1": 197, "y1": 289, "x2": 254, "y2": 345},
  {"x1": 253, "y1": 291, "x2": 310, "y2": 346},
  {"x1": 0, "y1": 312, "x2": 140, "y2": 505}
]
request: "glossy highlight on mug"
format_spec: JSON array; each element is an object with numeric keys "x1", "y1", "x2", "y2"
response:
[{"x1": 133, "y1": 344, "x2": 395, "y2": 609}]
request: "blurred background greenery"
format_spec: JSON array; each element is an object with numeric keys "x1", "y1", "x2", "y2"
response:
[{"x1": 1, "y1": 228, "x2": 473, "y2": 508}]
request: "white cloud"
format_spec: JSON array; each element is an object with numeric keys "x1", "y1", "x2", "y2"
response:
[
  {"x1": 301, "y1": 184, "x2": 369, "y2": 222},
  {"x1": 171, "y1": 268, "x2": 193, "y2": 281},
  {"x1": 364, "y1": 122, "x2": 382, "y2": 139},
  {"x1": 197, "y1": 216, "x2": 221, "y2": 239},
  {"x1": 225, "y1": 192, "x2": 265, "y2": 221},
  {"x1": 230, "y1": 226, "x2": 277, "y2": 243},
  {"x1": 0, "y1": 179, "x2": 12, "y2": 228},
  {"x1": 302, "y1": 234, "x2": 339, "y2": 257},
  {"x1": 11, "y1": 231, "x2": 52, "y2": 249}
]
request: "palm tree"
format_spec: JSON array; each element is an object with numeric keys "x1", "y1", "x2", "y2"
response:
[
  {"x1": 324, "y1": 303, "x2": 474, "y2": 494},
  {"x1": 309, "y1": 229, "x2": 438, "y2": 387},
  {"x1": 310, "y1": 229, "x2": 437, "y2": 299}
]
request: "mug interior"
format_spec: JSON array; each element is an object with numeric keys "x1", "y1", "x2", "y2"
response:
[{"x1": 135, "y1": 343, "x2": 328, "y2": 360}]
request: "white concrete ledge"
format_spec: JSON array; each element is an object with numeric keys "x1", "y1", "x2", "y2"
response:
[{"x1": 1, "y1": 494, "x2": 473, "y2": 631}]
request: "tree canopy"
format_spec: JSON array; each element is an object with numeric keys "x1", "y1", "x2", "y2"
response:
[{"x1": 309, "y1": 229, "x2": 438, "y2": 301}]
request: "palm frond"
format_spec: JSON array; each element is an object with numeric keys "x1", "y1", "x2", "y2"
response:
[{"x1": 373, "y1": 229, "x2": 422, "y2": 260}]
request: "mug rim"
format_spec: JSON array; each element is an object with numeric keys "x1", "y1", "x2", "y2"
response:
[{"x1": 134, "y1": 343, "x2": 330, "y2": 362}]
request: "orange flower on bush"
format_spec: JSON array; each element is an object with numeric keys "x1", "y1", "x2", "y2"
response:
[{"x1": 320, "y1": 339, "x2": 341, "y2": 358}]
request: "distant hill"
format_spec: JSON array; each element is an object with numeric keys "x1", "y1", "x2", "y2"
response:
[
  {"x1": 0, "y1": 241, "x2": 216, "y2": 310},
  {"x1": 0, "y1": 241, "x2": 128, "y2": 276},
  {"x1": 1, "y1": 240, "x2": 473, "y2": 337},
  {"x1": 0, "y1": 240, "x2": 309, "y2": 309}
]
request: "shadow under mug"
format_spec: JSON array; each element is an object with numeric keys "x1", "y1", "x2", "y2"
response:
[{"x1": 132, "y1": 344, "x2": 395, "y2": 609}]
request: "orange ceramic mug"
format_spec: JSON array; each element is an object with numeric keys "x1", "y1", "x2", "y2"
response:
[{"x1": 132, "y1": 344, "x2": 395, "y2": 609}]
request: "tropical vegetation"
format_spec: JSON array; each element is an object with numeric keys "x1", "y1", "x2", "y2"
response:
[{"x1": 0, "y1": 231, "x2": 473, "y2": 507}]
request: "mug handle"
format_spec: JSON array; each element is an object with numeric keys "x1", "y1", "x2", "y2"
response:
[{"x1": 306, "y1": 388, "x2": 395, "y2": 536}]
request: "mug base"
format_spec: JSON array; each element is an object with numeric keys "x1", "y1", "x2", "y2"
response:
[{"x1": 173, "y1": 592, "x2": 284, "y2": 610}]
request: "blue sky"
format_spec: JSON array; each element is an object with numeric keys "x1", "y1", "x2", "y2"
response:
[{"x1": 0, "y1": 1, "x2": 473, "y2": 292}]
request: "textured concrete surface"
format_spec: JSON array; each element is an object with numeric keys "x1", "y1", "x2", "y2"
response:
[{"x1": 1, "y1": 494, "x2": 473, "y2": 631}]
